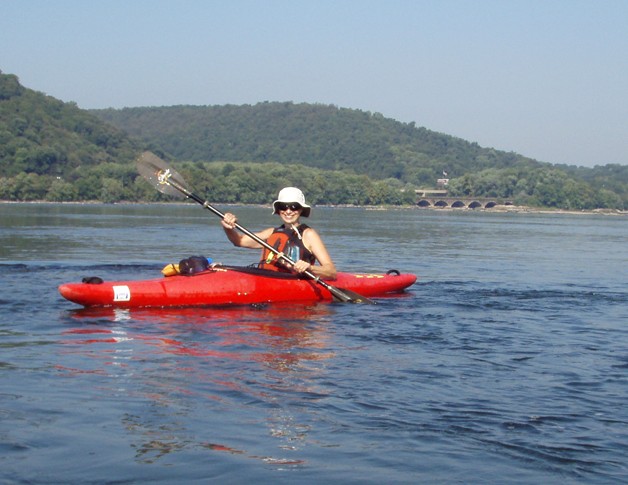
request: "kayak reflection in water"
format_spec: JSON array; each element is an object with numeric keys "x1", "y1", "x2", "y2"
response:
[{"x1": 221, "y1": 187, "x2": 337, "y2": 280}]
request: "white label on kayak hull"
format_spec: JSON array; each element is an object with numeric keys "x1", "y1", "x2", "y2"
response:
[{"x1": 113, "y1": 285, "x2": 131, "y2": 302}]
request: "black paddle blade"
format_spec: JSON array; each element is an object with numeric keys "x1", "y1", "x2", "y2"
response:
[
  {"x1": 136, "y1": 151, "x2": 188, "y2": 198},
  {"x1": 330, "y1": 287, "x2": 376, "y2": 304}
]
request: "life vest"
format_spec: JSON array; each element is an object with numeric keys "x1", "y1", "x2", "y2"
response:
[{"x1": 259, "y1": 224, "x2": 316, "y2": 272}]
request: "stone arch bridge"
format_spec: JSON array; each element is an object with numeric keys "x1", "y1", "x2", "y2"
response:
[{"x1": 415, "y1": 190, "x2": 513, "y2": 209}]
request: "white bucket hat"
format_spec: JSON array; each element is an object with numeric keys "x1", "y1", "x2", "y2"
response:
[{"x1": 272, "y1": 187, "x2": 311, "y2": 217}]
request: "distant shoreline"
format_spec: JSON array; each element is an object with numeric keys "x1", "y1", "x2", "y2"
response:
[
  {"x1": 414, "y1": 204, "x2": 627, "y2": 216},
  {"x1": 2, "y1": 199, "x2": 626, "y2": 216}
]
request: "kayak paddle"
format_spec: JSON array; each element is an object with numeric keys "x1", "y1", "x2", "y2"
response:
[{"x1": 136, "y1": 151, "x2": 375, "y2": 304}]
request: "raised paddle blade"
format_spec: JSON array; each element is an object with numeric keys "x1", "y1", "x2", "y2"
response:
[{"x1": 136, "y1": 151, "x2": 188, "y2": 199}]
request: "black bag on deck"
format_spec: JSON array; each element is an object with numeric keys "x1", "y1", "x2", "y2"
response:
[{"x1": 178, "y1": 256, "x2": 211, "y2": 275}]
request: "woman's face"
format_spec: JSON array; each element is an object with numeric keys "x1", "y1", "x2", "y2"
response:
[{"x1": 277, "y1": 202, "x2": 303, "y2": 225}]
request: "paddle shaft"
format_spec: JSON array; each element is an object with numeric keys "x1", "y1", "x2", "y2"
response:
[{"x1": 165, "y1": 178, "x2": 362, "y2": 302}]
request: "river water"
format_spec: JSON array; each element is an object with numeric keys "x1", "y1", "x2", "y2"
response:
[{"x1": 1, "y1": 203, "x2": 626, "y2": 484}]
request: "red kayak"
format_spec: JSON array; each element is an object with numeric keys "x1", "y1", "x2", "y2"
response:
[{"x1": 59, "y1": 265, "x2": 417, "y2": 308}]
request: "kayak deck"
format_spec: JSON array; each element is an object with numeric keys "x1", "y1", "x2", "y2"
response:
[{"x1": 59, "y1": 265, "x2": 417, "y2": 308}]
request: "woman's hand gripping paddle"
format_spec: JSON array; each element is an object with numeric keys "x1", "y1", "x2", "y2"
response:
[{"x1": 136, "y1": 151, "x2": 375, "y2": 304}]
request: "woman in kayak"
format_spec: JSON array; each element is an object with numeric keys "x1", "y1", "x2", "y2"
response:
[{"x1": 221, "y1": 187, "x2": 337, "y2": 280}]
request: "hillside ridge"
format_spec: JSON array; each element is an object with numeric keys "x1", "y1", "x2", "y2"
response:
[{"x1": 1, "y1": 71, "x2": 625, "y2": 209}]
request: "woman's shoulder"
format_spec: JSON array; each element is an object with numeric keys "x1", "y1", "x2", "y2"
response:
[{"x1": 301, "y1": 224, "x2": 322, "y2": 241}]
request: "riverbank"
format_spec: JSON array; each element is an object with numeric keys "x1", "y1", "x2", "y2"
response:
[
  {"x1": 418, "y1": 204, "x2": 628, "y2": 216},
  {"x1": 1, "y1": 199, "x2": 626, "y2": 216}
]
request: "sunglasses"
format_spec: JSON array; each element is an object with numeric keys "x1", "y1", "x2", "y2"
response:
[{"x1": 276, "y1": 202, "x2": 302, "y2": 212}]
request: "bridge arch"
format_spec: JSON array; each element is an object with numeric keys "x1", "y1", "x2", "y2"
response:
[{"x1": 415, "y1": 197, "x2": 512, "y2": 208}]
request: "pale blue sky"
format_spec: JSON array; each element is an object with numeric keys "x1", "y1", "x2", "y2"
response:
[{"x1": 1, "y1": 0, "x2": 626, "y2": 167}]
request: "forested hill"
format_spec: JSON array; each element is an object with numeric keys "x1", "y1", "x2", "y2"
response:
[
  {"x1": 91, "y1": 102, "x2": 539, "y2": 186},
  {"x1": 92, "y1": 103, "x2": 628, "y2": 210},
  {"x1": 0, "y1": 71, "x2": 144, "y2": 202},
  {"x1": 0, "y1": 72, "x2": 139, "y2": 176},
  {"x1": 1, "y1": 70, "x2": 626, "y2": 209}
]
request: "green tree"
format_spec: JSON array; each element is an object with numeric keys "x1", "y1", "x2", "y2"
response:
[
  {"x1": 100, "y1": 177, "x2": 125, "y2": 203},
  {"x1": 0, "y1": 71, "x2": 25, "y2": 99},
  {"x1": 46, "y1": 178, "x2": 78, "y2": 201},
  {"x1": 12, "y1": 172, "x2": 48, "y2": 200}
]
